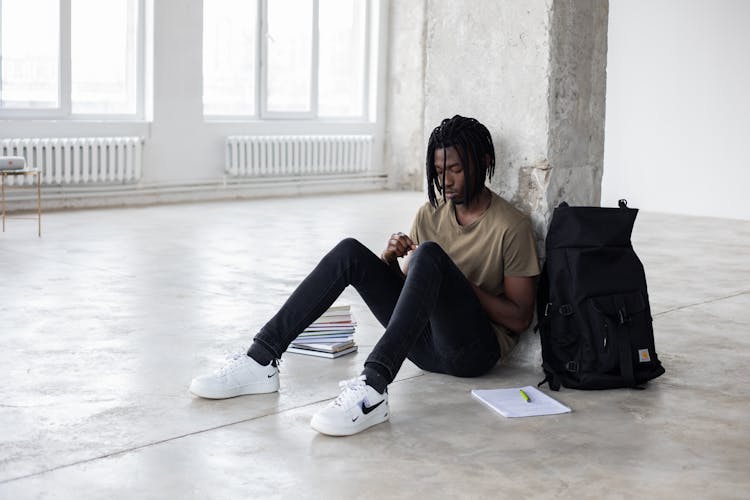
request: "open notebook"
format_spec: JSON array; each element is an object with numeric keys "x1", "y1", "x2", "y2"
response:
[{"x1": 471, "y1": 385, "x2": 571, "y2": 418}]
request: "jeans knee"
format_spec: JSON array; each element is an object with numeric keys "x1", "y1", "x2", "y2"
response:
[
  {"x1": 330, "y1": 237, "x2": 366, "y2": 259},
  {"x1": 411, "y1": 240, "x2": 445, "y2": 265}
]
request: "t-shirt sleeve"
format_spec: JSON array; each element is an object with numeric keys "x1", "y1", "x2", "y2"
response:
[
  {"x1": 409, "y1": 206, "x2": 423, "y2": 245},
  {"x1": 502, "y1": 218, "x2": 541, "y2": 277}
]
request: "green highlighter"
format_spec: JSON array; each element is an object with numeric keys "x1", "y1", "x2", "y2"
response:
[{"x1": 519, "y1": 389, "x2": 531, "y2": 403}]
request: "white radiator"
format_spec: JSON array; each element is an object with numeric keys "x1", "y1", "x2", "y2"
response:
[
  {"x1": 0, "y1": 137, "x2": 143, "y2": 186},
  {"x1": 226, "y1": 135, "x2": 373, "y2": 177}
]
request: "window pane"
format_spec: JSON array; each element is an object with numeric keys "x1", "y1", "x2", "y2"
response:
[
  {"x1": 318, "y1": 0, "x2": 366, "y2": 117},
  {"x1": 1, "y1": 0, "x2": 59, "y2": 109},
  {"x1": 203, "y1": 0, "x2": 257, "y2": 116},
  {"x1": 71, "y1": 0, "x2": 137, "y2": 114},
  {"x1": 266, "y1": 0, "x2": 312, "y2": 113}
]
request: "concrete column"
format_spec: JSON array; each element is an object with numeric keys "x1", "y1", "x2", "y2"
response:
[{"x1": 529, "y1": 0, "x2": 608, "y2": 238}]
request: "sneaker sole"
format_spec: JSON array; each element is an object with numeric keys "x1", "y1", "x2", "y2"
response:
[
  {"x1": 189, "y1": 381, "x2": 279, "y2": 399},
  {"x1": 310, "y1": 409, "x2": 389, "y2": 436}
]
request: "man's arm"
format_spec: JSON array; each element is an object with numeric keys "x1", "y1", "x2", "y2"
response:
[{"x1": 471, "y1": 276, "x2": 537, "y2": 334}]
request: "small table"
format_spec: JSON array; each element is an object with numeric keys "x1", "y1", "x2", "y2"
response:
[{"x1": 1, "y1": 167, "x2": 42, "y2": 237}]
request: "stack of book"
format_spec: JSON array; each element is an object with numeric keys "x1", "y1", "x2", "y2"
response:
[{"x1": 287, "y1": 305, "x2": 358, "y2": 358}]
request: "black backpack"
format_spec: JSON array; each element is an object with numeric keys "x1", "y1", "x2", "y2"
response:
[{"x1": 536, "y1": 200, "x2": 665, "y2": 390}]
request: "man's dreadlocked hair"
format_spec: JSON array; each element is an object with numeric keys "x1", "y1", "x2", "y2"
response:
[{"x1": 426, "y1": 115, "x2": 496, "y2": 208}]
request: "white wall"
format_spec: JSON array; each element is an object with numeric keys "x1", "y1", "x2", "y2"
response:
[{"x1": 603, "y1": 0, "x2": 750, "y2": 220}]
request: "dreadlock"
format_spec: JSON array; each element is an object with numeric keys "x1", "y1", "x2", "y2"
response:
[{"x1": 425, "y1": 115, "x2": 496, "y2": 208}]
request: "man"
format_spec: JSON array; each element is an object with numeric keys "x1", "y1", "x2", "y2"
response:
[{"x1": 190, "y1": 115, "x2": 540, "y2": 436}]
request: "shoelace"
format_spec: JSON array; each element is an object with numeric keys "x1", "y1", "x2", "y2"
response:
[
  {"x1": 216, "y1": 351, "x2": 282, "y2": 376},
  {"x1": 216, "y1": 351, "x2": 246, "y2": 375},
  {"x1": 332, "y1": 375, "x2": 367, "y2": 408}
]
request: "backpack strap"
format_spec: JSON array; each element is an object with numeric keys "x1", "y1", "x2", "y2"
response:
[
  {"x1": 617, "y1": 338, "x2": 635, "y2": 387},
  {"x1": 541, "y1": 302, "x2": 574, "y2": 318},
  {"x1": 613, "y1": 297, "x2": 637, "y2": 387},
  {"x1": 538, "y1": 362, "x2": 562, "y2": 391}
]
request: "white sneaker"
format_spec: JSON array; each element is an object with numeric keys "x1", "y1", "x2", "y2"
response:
[
  {"x1": 310, "y1": 375, "x2": 389, "y2": 436},
  {"x1": 189, "y1": 352, "x2": 279, "y2": 399}
]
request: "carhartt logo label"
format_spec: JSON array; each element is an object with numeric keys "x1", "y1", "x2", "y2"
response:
[{"x1": 638, "y1": 349, "x2": 651, "y2": 363}]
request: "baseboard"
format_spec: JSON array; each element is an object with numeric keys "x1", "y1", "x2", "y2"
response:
[{"x1": 1, "y1": 173, "x2": 388, "y2": 212}]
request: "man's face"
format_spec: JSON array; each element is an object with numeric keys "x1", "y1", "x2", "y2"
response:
[{"x1": 434, "y1": 146, "x2": 466, "y2": 204}]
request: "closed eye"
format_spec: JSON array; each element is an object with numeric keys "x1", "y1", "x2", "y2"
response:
[{"x1": 435, "y1": 165, "x2": 462, "y2": 176}]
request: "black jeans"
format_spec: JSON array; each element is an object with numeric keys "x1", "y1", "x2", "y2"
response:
[{"x1": 254, "y1": 238, "x2": 501, "y2": 383}]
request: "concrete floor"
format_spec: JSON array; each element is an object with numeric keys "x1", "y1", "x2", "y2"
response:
[{"x1": 0, "y1": 191, "x2": 748, "y2": 499}]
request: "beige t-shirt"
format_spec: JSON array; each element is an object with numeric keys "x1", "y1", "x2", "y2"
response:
[{"x1": 409, "y1": 191, "x2": 540, "y2": 356}]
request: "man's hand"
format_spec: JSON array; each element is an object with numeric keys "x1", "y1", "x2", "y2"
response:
[{"x1": 381, "y1": 232, "x2": 417, "y2": 264}]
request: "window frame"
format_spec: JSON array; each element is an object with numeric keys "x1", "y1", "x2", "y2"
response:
[
  {"x1": 205, "y1": 0, "x2": 375, "y2": 122},
  {"x1": 0, "y1": 0, "x2": 146, "y2": 120}
]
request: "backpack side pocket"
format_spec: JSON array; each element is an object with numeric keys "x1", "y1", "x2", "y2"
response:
[{"x1": 590, "y1": 291, "x2": 661, "y2": 386}]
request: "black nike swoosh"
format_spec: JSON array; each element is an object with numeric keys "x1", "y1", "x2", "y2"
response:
[
  {"x1": 267, "y1": 372, "x2": 277, "y2": 378},
  {"x1": 361, "y1": 399, "x2": 384, "y2": 415}
]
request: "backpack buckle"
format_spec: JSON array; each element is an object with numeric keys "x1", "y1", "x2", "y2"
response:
[
  {"x1": 559, "y1": 304, "x2": 573, "y2": 316},
  {"x1": 618, "y1": 307, "x2": 630, "y2": 325},
  {"x1": 565, "y1": 361, "x2": 578, "y2": 372},
  {"x1": 544, "y1": 303, "x2": 552, "y2": 317}
]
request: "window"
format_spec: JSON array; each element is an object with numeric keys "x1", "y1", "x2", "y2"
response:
[
  {"x1": 203, "y1": 0, "x2": 374, "y2": 120},
  {"x1": 0, "y1": 0, "x2": 144, "y2": 118},
  {"x1": 0, "y1": 0, "x2": 59, "y2": 109},
  {"x1": 72, "y1": 0, "x2": 139, "y2": 114},
  {"x1": 317, "y1": 0, "x2": 366, "y2": 117},
  {"x1": 202, "y1": 0, "x2": 257, "y2": 116},
  {"x1": 265, "y1": 0, "x2": 313, "y2": 114}
]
